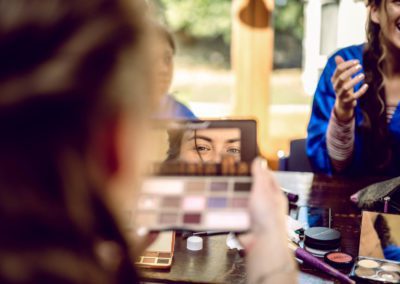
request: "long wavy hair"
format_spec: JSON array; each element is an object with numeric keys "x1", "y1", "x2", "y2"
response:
[
  {"x1": 0, "y1": 0, "x2": 150, "y2": 282},
  {"x1": 360, "y1": 0, "x2": 392, "y2": 173}
]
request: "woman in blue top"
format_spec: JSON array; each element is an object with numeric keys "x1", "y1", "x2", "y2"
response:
[
  {"x1": 151, "y1": 23, "x2": 197, "y2": 120},
  {"x1": 307, "y1": 0, "x2": 400, "y2": 175}
]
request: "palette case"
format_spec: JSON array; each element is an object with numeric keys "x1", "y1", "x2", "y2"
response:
[
  {"x1": 134, "y1": 176, "x2": 252, "y2": 232},
  {"x1": 132, "y1": 119, "x2": 258, "y2": 233},
  {"x1": 350, "y1": 256, "x2": 400, "y2": 283},
  {"x1": 135, "y1": 231, "x2": 176, "y2": 269}
]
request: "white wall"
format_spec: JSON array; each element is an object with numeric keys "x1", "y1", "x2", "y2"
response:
[{"x1": 302, "y1": 0, "x2": 367, "y2": 95}]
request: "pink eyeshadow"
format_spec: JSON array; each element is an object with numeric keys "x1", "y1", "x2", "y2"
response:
[
  {"x1": 231, "y1": 197, "x2": 248, "y2": 208},
  {"x1": 183, "y1": 196, "x2": 206, "y2": 211},
  {"x1": 161, "y1": 196, "x2": 182, "y2": 208}
]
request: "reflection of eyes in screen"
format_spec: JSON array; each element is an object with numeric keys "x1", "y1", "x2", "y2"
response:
[{"x1": 179, "y1": 128, "x2": 241, "y2": 163}]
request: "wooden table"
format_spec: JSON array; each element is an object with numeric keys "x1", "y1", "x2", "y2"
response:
[{"x1": 140, "y1": 172, "x2": 388, "y2": 284}]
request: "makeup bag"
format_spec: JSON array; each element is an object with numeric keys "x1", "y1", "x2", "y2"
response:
[{"x1": 355, "y1": 176, "x2": 400, "y2": 214}]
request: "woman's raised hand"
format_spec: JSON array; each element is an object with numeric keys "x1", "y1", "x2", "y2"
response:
[{"x1": 331, "y1": 56, "x2": 369, "y2": 121}]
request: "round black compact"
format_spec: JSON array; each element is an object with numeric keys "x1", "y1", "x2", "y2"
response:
[{"x1": 304, "y1": 227, "x2": 341, "y2": 254}]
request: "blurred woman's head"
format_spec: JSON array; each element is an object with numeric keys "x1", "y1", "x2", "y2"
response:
[
  {"x1": 0, "y1": 0, "x2": 153, "y2": 245},
  {"x1": 151, "y1": 23, "x2": 175, "y2": 102}
]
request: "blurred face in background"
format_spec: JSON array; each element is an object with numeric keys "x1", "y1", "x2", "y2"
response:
[
  {"x1": 179, "y1": 128, "x2": 241, "y2": 163},
  {"x1": 152, "y1": 36, "x2": 174, "y2": 103}
]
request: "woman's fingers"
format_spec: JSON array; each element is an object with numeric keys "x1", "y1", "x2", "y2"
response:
[
  {"x1": 333, "y1": 64, "x2": 362, "y2": 91},
  {"x1": 250, "y1": 158, "x2": 287, "y2": 232},
  {"x1": 353, "y1": 84, "x2": 368, "y2": 99},
  {"x1": 332, "y1": 57, "x2": 359, "y2": 83}
]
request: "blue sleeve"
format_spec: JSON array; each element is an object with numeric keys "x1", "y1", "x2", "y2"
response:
[
  {"x1": 174, "y1": 101, "x2": 197, "y2": 119},
  {"x1": 306, "y1": 56, "x2": 337, "y2": 174},
  {"x1": 383, "y1": 245, "x2": 400, "y2": 262}
]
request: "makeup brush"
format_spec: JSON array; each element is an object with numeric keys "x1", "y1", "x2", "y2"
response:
[
  {"x1": 288, "y1": 242, "x2": 355, "y2": 284},
  {"x1": 182, "y1": 231, "x2": 231, "y2": 239}
]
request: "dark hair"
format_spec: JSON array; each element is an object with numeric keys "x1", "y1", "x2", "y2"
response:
[
  {"x1": 0, "y1": 0, "x2": 149, "y2": 282},
  {"x1": 153, "y1": 22, "x2": 176, "y2": 54},
  {"x1": 166, "y1": 129, "x2": 184, "y2": 161},
  {"x1": 360, "y1": 0, "x2": 392, "y2": 173}
]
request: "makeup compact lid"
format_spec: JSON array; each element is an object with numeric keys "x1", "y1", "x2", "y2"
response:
[{"x1": 304, "y1": 227, "x2": 341, "y2": 250}]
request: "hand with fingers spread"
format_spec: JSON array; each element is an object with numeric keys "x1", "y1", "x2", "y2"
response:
[{"x1": 332, "y1": 56, "x2": 369, "y2": 122}]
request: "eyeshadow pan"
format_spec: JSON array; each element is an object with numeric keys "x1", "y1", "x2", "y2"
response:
[
  {"x1": 138, "y1": 196, "x2": 160, "y2": 210},
  {"x1": 143, "y1": 251, "x2": 158, "y2": 257},
  {"x1": 157, "y1": 258, "x2": 171, "y2": 264},
  {"x1": 142, "y1": 179, "x2": 184, "y2": 195},
  {"x1": 210, "y1": 182, "x2": 228, "y2": 192},
  {"x1": 234, "y1": 182, "x2": 251, "y2": 192},
  {"x1": 135, "y1": 212, "x2": 157, "y2": 227},
  {"x1": 205, "y1": 211, "x2": 250, "y2": 230},
  {"x1": 358, "y1": 259, "x2": 380, "y2": 269},
  {"x1": 159, "y1": 213, "x2": 178, "y2": 224},
  {"x1": 381, "y1": 263, "x2": 400, "y2": 272},
  {"x1": 183, "y1": 196, "x2": 206, "y2": 210},
  {"x1": 231, "y1": 197, "x2": 248, "y2": 208},
  {"x1": 161, "y1": 196, "x2": 182, "y2": 208},
  {"x1": 377, "y1": 271, "x2": 400, "y2": 281},
  {"x1": 183, "y1": 213, "x2": 202, "y2": 224},
  {"x1": 355, "y1": 267, "x2": 376, "y2": 278},
  {"x1": 158, "y1": 252, "x2": 171, "y2": 258},
  {"x1": 142, "y1": 257, "x2": 156, "y2": 264},
  {"x1": 207, "y1": 197, "x2": 228, "y2": 208},
  {"x1": 185, "y1": 181, "x2": 206, "y2": 193}
]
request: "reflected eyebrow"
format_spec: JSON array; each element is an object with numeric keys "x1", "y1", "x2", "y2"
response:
[
  {"x1": 187, "y1": 135, "x2": 212, "y2": 142},
  {"x1": 187, "y1": 136, "x2": 240, "y2": 144},
  {"x1": 225, "y1": 138, "x2": 240, "y2": 144}
]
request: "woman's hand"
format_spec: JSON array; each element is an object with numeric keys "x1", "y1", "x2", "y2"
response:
[
  {"x1": 249, "y1": 158, "x2": 288, "y2": 234},
  {"x1": 240, "y1": 158, "x2": 298, "y2": 284},
  {"x1": 332, "y1": 56, "x2": 369, "y2": 122}
]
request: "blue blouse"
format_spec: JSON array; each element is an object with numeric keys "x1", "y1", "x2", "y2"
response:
[
  {"x1": 153, "y1": 94, "x2": 197, "y2": 120},
  {"x1": 306, "y1": 44, "x2": 400, "y2": 175}
]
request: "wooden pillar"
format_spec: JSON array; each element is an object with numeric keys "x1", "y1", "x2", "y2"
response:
[{"x1": 231, "y1": 0, "x2": 274, "y2": 157}]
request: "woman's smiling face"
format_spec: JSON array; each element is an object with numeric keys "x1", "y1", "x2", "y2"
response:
[
  {"x1": 179, "y1": 128, "x2": 241, "y2": 163},
  {"x1": 371, "y1": 0, "x2": 400, "y2": 50}
]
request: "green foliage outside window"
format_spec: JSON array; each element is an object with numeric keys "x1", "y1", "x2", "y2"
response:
[{"x1": 152, "y1": 0, "x2": 303, "y2": 43}]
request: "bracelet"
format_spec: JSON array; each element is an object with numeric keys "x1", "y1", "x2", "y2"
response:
[{"x1": 251, "y1": 264, "x2": 296, "y2": 284}]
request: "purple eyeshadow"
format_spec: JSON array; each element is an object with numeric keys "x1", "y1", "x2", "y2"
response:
[
  {"x1": 207, "y1": 197, "x2": 228, "y2": 208},
  {"x1": 183, "y1": 213, "x2": 202, "y2": 224},
  {"x1": 234, "y1": 182, "x2": 251, "y2": 192},
  {"x1": 161, "y1": 196, "x2": 182, "y2": 208},
  {"x1": 210, "y1": 182, "x2": 228, "y2": 192}
]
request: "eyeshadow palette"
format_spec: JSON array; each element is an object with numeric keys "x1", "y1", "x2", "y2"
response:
[
  {"x1": 134, "y1": 176, "x2": 252, "y2": 232},
  {"x1": 350, "y1": 256, "x2": 400, "y2": 283},
  {"x1": 135, "y1": 231, "x2": 176, "y2": 269}
]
